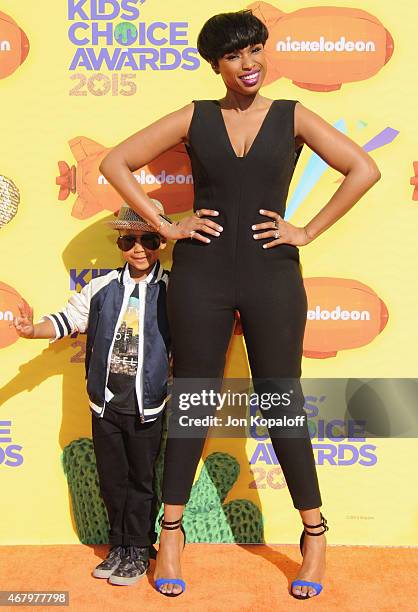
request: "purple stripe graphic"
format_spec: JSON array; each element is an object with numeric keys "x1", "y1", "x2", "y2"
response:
[{"x1": 363, "y1": 127, "x2": 399, "y2": 153}]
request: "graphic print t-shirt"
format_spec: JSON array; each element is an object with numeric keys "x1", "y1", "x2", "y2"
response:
[{"x1": 106, "y1": 284, "x2": 140, "y2": 414}]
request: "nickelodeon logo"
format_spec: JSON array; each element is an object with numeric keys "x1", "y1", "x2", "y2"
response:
[
  {"x1": 303, "y1": 278, "x2": 389, "y2": 359},
  {"x1": 98, "y1": 170, "x2": 193, "y2": 186},
  {"x1": 57, "y1": 136, "x2": 193, "y2": 220},
  {"x1": 0, "y1": 281, "x2": 28, "y2": 349},
  {"x1": 0, "y1": 11, "x2": 30, "y2": 79},
  {"x1": 248, "y1": 2, "x2": 394, "y2": 91},
  {"x1": 276, "y1": 36, "x2": 376, "y2": 53},
  {"x1": 307, "y1": 305, "x2": 370, "y2": 321}
]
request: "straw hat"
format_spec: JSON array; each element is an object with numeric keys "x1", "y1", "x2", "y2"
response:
[{"x1": 108, "y1": 198, "x2": 165, "y2": 231}]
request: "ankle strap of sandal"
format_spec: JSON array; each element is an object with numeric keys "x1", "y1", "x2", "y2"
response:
[
  {"x1": 302, "y1": 512, "x2": 329, "y2": 536},
  {"x1": 159, "y1": 515, "x2": 183, "y2": 530}
]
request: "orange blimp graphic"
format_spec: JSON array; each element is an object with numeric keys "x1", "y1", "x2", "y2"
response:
[
  {"x1": 0, "y1": 11, "x2": 29, "y2": 79},
  {"x1": 302, "y1": 278, "x2": 389, "y2": 358},
  {"x1": 0, "y1": 282, "x2": 29, "y2": 349},
  {"x1": 56, "y1": 137, "x2": 194, "y2": 220},
  {"x1": 232, "y1": 278, "x2": 388, "y2": 358},
  {"x1": 247, "y1": 2, "x2": 394, "y2": 91}
]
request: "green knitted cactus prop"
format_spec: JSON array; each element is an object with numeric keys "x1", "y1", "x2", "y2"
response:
[
  {"x1": 177, "y1": 454, "x2": 264, "y2": 543},
  {"x1": 153, "y1": 411, "x2": 264, "y2": 542},
  {"x1": 62, "y1": 437, "x2": 109, "y2": 544},
  {"x1": 62, "y1": 412, "x2": 264, "y2": 544}
]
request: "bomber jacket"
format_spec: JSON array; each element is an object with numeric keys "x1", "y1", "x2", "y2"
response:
[{"x1": 43, "y1": 260, "x2": 170, "y2": 422}]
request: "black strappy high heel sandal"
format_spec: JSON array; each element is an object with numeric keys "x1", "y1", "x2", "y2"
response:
[
  {"x1": 290, "y1": 512, "x2": 329, "y2": 600},
  {"x1": 154, "y1": 515, "x2": 186, "y2": 596}
]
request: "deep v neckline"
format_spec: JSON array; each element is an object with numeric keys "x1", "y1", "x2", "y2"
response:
[{"x1": 213, "y1": 99, "x2": 276, "y2": 160}]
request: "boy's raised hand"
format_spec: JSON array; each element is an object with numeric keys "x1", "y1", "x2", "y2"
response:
[{"x1": 13, "y1": 303, "x2": 35, "y2": 339}]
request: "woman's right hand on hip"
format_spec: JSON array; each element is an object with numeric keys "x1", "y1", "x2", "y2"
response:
[{"x1": 162, "y1": 209, "x2": 223, "y2": 243}]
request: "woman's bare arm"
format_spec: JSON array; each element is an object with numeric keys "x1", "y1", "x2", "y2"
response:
[
  {"x1": 99, "y1": 103, "x2": 223, "y2": 242},
  {"x1": 295, "y1": 102, "x2": 381, "y2": 241},
  {"x1": 99, "y1": 103, "x2": 193, "y2": 229},
  {"x1": 253, "y1": 101, "x2": 381, "y2": 248}
]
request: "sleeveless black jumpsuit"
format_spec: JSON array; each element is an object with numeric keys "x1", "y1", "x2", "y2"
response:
[{"x1": 162, "y1": 99, "x2": 322, "y2": 510}]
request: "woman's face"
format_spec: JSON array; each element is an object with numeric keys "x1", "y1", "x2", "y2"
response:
[{"x1": 212, "y1": 43, "x2": 267, "y2": 94}]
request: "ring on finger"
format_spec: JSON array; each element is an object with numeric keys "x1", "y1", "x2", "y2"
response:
[
  {"x1": 274, "y1": 230, "x2": 280, "y2": 239},
  {"x1": 195, "y1": 210, "x2": 201, "y2": 218},
  {"x1": 190, "y1": 230, "x2": 195, "y2": 239}
]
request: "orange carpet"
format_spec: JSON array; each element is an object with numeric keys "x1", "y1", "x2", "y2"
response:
[{"x1": 2, "y1": 544, "x2": 418, "y2": 611}]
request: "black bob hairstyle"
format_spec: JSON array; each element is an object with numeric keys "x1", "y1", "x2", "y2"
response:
[{"x1": 197, "y1": 9, "x2": 269, "y2": 67}]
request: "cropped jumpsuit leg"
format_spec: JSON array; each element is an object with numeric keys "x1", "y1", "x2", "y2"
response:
[{"x1": 162, "y1": 99, "x2": 322, "y2": 511}]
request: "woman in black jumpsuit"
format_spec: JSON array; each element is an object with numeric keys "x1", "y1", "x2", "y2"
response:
[
  {"x1": 100, "y1": 8, "x2": 381, "y2": 602},
  {"x1": 163, "y1": 97, "x2": 320, "y2": 511}
]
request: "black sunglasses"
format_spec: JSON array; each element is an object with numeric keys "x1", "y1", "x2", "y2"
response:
[{"x1": 117, "y1": 233, "x2": 161, "y2": 252}]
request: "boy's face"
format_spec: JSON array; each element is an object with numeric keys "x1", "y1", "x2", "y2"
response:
[{"x1": 117, "y1": 229, "x2": 167, "y2": 275}]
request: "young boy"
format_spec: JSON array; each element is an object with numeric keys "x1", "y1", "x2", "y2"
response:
[{"x1": 13, "y1": 200, "x2": 171, "y2": 586}]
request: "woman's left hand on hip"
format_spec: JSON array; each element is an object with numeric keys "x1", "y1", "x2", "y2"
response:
[{"x1": 252, "y1": 209, "x2": 311, "y2": 248}]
